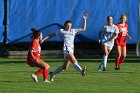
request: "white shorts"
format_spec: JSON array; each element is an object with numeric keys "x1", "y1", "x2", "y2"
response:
[
  {"x1": 63, "y1": 47, "x2": 74, "y2": 58},
  {"x1": 103, "y1": 43, "x2": 114, "y2": 51}
]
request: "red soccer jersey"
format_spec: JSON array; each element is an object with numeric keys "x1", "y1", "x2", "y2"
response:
[
  {"x1": 115, "y1": 23, "x2": 128, "y2": 46},
  {"x1": 27, "y1": 40, "x2": 41, "y2": 65},
  {"x1": 117, "y1": 23, "x2": 128, "y2": 38}
]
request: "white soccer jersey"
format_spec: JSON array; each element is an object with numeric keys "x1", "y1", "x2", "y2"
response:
[
  {"x1": 101, "y1": 24, "x2": 119, "y2": 46},
  {"x1": 56, "y1": 29, "x2": 79, "y2": 53}
]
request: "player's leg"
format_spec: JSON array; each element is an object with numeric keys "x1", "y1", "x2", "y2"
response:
[
  {"x1": 62, "y1": 58, "x2": 71, "y2": 70},
  {"x1": 34, "y1": 59, "x2": 50, "y2": 82},
  {"x1": 68, "y1": 53, "x2": 82, "y2": 72},
  {"x1": 49, "y1": 50, "x2": 71, "y2": 81},
  {"x1": 102, "y1": 45, "x2": 110, "y2": 71},
  {"x1": 97, "y1": 62, "x2": 103, "y2": 71},
  {"x1": 120, "y1": 46, "x2": 126, "y2": 64},
  {"x1": 51, "y1": 58, "x2": 70, "y2": 76},
  {"x1": 27, "y1": 58, "x2": 42, "y2": 82},
  {"x1": 49, "y1": 58, "x2": 70, "y2": 81},
  {"x1": 68, "y1": 53, "x2": 86, "y2": 76},
  {"x1": 115, "y1": 45, "x2": 121, "y2": 70}
]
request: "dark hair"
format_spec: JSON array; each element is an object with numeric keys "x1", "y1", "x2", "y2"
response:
[
  {"x1": 31, "y1": 28, "x2": 41, "y2": 39},
  {"x1": 64, "y1": 20, "x2": 72, "y2": 26},
  {"x1": 107, "y1": 15, "x2": 113, "y2": 20}
]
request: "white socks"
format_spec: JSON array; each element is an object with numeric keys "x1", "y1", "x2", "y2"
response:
[
  {"x1": 52, "y1": 66, "x2": 63, "y2": 76},
  {"x1": 52, "y1": 62, "x2": 82, "y2": 76},
  {"x1": 72, "y1": 62, "x2": 82, "y2": 73},
  {"x1": 102, "y1": 55, "x2": 108, "y2": 68}
]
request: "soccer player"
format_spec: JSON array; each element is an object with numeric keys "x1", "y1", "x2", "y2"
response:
[
  {"x1": 98, "y1": 16, "x2": 119, "y2": 71},
  {"x1": 42, "y1": 13, "x2": 88, "y2": 81},
  {"x1": 27, "y1": 28, "x2": 50, "y2": 83},
  {"x1": 115, "y1": 14, "x2": 131, "y2": 70}
]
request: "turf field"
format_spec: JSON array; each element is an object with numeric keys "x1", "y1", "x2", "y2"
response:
[{"x1": 0, "y1": 57, "x2": 140, "y2": 93}]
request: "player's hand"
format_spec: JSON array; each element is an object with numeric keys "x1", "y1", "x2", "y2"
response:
[
  {"x1": 41, "y1": 36, "x2": 49, "y2": 43},
  {"x1": 98, "y1": 39, "x2": 101, "y2": 44},
  {"x1": 128, "y1": 36, "x2": 132, "y2": 40},
  {"x1": 110, "y1": 39, "x2": 114, "y2": 43},
  {"x1": 83, "y1": 12, "x2": 88, "y2": 20}
]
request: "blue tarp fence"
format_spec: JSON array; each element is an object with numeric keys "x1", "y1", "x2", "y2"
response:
[
  {"x1": 0, "y1": 0, "x2": 4, "y2": 43},
  {"x1": 0, "y1": 0, "x2": 139, "y2": 44}
]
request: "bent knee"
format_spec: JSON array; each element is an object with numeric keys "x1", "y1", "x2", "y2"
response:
[
  {"x1": 44, "y1": 64, "x2": 50, "y2": 69},
  {"x1": 62, "y1": 66, "x2": 68, "y2": 70}
]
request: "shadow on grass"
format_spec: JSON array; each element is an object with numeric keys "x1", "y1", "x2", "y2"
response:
[
  {"x1": 0, "y1": 57, "x2": 140, "y2": 64},
  {"x1": 0, "y1": 61, "x2": 26, "y2": 64},
  {"x1": 0, "y1": 80, "x2": 33, "y2": 83}
]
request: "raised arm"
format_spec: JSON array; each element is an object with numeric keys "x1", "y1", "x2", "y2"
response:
[{"x1": 77, "y1": 13, "x2": 88, "y2": 32}]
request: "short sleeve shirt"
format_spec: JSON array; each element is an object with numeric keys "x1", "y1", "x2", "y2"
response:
[
  {"x1": 101, "y1": 24, "x2": 119, "y2": 46},
  {"x1": 55, "y1": 29, "x2": 79, "y2": 49},
  {"x1": 29, "y1": 40, "x2": 41, "y2": 59}
]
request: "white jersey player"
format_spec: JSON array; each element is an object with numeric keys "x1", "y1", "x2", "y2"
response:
[
  {"x1": 42, "y1": 13, "x2": 88, "y2": 81},
  {"x1": 56, "y1": 28, "x2": 80, "y2": 58},
  {"x1": 98, "y1": 16, "x2": 119, "y2": 71}
]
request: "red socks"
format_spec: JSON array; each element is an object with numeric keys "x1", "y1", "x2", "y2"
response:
[
  {"x1": 35, "y1": 69, "x2": 43, "y2": 76},
  {"x1": 115, "y1": 57, "x2": 125, "y2": 69},
  {"x1": 43, "y1": 68, "x2": 49, "y2": 81},
  {"x1": 120, "y1": 57, "x2": 125, "y2": 64},
  {"x1": 35, "y1": 68, "x2": 49, "y2": 81},
  {"x1": 115, "y1": 58, "x2": 120, "y2": 68}
]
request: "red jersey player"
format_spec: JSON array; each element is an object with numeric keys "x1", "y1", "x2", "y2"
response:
[
  {"x1": 27, "y1": 28, "x2": 50, "y2": 82},
  {"x1": 115, "y1": 14, "x2": 131, "y2": 70}
]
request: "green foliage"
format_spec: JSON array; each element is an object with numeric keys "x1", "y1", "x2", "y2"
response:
[{"x1": 0, "y1": 58, "x2": 140, "y2": 93}]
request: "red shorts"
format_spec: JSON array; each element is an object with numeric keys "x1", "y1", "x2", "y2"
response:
[
  {"x1": 115, "y1": 38, "x2": 126, "y2": 47},
  {"x1": 27, "y1": 57, "x2": 35, "y2": 67},
  {"x1": 27, "y1": 56, "x2": 40, "y2": 67}
]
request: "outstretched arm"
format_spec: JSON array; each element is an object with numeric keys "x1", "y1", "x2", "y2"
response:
[
  {"x1": 41, "y1": 33, "x2": 56, "y2": 43},
  {"x1": 126, "y1": 33, "x2": 132, "y2": 40},
  {"x1": 77, "y1": 13, "x2": 88, "y2": 32}
]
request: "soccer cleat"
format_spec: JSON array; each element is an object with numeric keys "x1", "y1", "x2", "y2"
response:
[
  {"x1": 97, "y1": 69, "x2": 102, "y2": 72},
  {"x1": 44, "y1": 80, "x2": 50, "y2": 83},
  {"x1": 31, "y1": 74, "x2": 38, "y2": 82},
  {"x1": 97, "y1": 66, "x2": 102, "y2": 71},
  {"x1": 103, "y1": 67, "x2": 106, "y2": 71},
  {"x1": 115, "y1": 67, "x2": 120, "y2": 70},
  {"x1": 49, "y1": 72, "x2": 55, "y2": 82},
  {"x1": 82, "y1": 66, "x2": 87, "y2": 76}
]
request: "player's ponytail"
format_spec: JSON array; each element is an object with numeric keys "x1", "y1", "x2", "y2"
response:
[{"x1": 31, "y1": 28, "x2": 41, "y2": 39}]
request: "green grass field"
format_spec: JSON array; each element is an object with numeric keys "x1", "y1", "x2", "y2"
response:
[{"x1": 0, "y1": 57, "x2": 140, "y2": 93}]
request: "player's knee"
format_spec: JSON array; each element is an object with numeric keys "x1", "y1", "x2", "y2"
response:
[
  {"x1": 44, "y1": 64, "x2": 50, "y2": 69},
  {"x1": 72, "y1": 60, "x2": 77, "y2": 64},
  {"x1": 62, "y1": 65, "x2": 67, "y2": 70},
  {"x1": 104, "y1": 54, "x2": 109, "y2": 57},
  {"x1": 47, "y1": 65, "x2": 50, "y2": 69}
]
